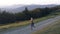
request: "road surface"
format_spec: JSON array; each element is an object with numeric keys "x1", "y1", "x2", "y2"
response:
[{"x1": 0, "y1": 16, "x2": 60, "y2": 34}]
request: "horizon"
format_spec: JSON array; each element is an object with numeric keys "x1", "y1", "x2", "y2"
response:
[{"x1": 0, "y1": 0, "x2": 59, "y2": 6}]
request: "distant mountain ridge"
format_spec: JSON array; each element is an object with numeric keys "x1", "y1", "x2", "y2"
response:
[{"x1": 0, "y1": 4, "x2": 59, "y2": 13}]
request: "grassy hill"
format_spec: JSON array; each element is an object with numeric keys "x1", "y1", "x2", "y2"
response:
[{"x1": 32, "y1": 8, "x2": 60, "y2": 34}]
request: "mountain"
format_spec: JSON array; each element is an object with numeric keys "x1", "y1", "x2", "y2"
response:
[{"x1": 0, "y1": 4, "x2": 59, "y2": 13}]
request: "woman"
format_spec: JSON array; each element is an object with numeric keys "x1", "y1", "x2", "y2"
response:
[{"x1": 30, "y1": 17, "x2": 35, "y2": 30}]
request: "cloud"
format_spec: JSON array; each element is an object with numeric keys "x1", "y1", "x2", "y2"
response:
[{"x1": 0, "y1": 0, "x2": 59, "y2": 6}]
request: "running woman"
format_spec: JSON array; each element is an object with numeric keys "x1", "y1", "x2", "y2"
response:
[{"x1": 30, "y1": 17, "x2": 35, "y2": 30}]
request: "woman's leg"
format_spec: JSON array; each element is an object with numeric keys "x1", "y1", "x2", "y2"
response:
[{"x1": 31, "y1": 24, "x2": 33, "y2": 30}]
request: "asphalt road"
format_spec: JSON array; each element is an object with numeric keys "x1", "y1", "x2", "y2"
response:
[{"x1": 0, "y1": 16, "x2": 60, "y2": 34}]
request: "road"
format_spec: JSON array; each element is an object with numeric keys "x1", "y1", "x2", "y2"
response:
[{"x1": 0, "y1": 16, "x2": 60, "y2": 34}]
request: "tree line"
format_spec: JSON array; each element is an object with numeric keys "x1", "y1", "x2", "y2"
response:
[{"x1": 0, "y1": 6, "x2": 59, "y2": 24}]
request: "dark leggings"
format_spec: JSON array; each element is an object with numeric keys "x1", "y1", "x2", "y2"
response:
[{"x1": 31, "y1": 23, "x2": 34, "y2": 27}]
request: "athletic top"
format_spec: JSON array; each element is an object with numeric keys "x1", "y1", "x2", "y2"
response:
[{"x1": 31, "y1": 17, "x2": 33, "y2": 22}]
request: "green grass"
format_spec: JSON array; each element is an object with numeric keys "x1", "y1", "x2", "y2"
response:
[
  {"x1": 32, "y1": 20, "x2": 60, "y2": 34},
  {"x1": 0, "y1": 13, "x2": 59, "y2": 32}
]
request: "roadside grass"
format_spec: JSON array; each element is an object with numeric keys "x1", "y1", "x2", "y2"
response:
[
  {"x1": 0, "y1": 15, "x2": 55, "y2": 30},
  {"x1": 32, "y1": 20, "x2": 60, "y2": 34}
]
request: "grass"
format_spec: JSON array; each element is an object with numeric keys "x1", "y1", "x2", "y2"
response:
[
  {"x1": 32, "y1": 20, "x2": 60, "y2": 34},
  {"x1": 0, "y1": 15, "x2": 55, "y2": 30}
]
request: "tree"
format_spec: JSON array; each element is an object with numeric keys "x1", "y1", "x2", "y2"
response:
[
  {"x1": 22, "y1": 7, "x2": 30, "y2": 20},
  {"x1": 23, "y1": 7, "x2": 28, "y2": 14}
]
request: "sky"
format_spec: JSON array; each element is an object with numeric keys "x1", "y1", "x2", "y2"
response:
[{"x1": 0, "y1": 0, "x2": 59, "y2": 6}]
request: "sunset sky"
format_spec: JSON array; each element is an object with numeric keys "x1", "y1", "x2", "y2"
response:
[{"x1": 0, "y1": 0, "x2": 59, "y2": 6}]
